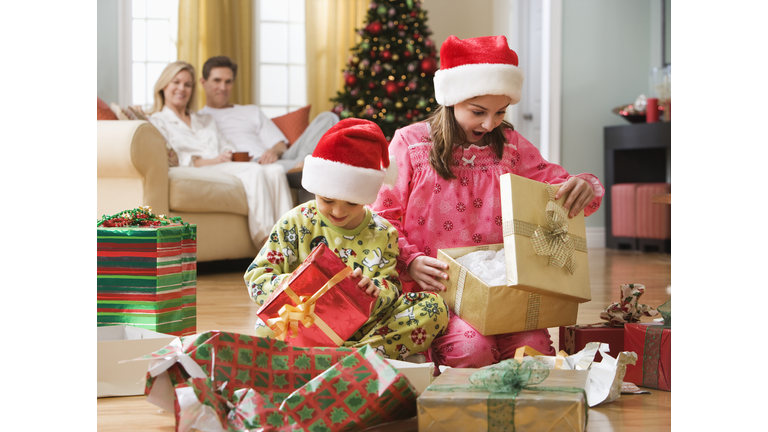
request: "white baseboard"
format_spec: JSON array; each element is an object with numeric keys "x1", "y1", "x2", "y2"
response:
[{"x1": 586, "y1": 227, "x2": 605, "y2": 249}]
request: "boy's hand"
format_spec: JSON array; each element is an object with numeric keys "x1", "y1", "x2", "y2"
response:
[{"x1": 350, "y1": 267, "x2": 379, "y2": 298}]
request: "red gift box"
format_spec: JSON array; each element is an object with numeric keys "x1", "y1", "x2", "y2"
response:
[
  {"x1": 257, "y1": 243, "x2": 376, "y2": 347},
  {"x1": 559, "y1": 323, "x2": 624, "y2": 362},
  {"x1": 623, "y1": 322, "x2": 671, "y2": 391}
]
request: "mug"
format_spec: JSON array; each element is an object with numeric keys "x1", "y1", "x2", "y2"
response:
[{"x1": 233, "y1": 152, "x2": 251, "y2": 162}]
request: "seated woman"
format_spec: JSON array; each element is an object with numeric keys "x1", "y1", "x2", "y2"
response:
[{"x1": 147, "y1": 61, "x2": 293, "y2": 247}]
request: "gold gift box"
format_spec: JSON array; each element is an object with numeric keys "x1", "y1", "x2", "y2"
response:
[
  {"x1": 418, "y1": 367, "x2": 589, "y2": 432},
  {"x1": 436, "y1": 173, "x2": 592, "y2": 335}
]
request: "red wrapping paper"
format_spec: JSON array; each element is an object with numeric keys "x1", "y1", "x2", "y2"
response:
[
  {"x1": 257, "y1": 243, "x2": 376, "y2": 347},
  {"x1": 559, "y1": 323, "x2": 624, "y2": 362},
  {"x1": 623, "y1": 322, "x2": 671, "y2": 391}
]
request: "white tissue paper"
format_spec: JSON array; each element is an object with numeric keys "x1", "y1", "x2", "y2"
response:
[{"x1": 455, "y1": 248, "x2": 507, "y2": 286}]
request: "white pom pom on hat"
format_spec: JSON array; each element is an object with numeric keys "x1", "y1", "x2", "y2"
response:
[
  {"x1": 302, "y1": 118, "x2": 398, "y2": 205},
  {"x1": 433, "y1": 35, "x2": 525, "y2": 107}
]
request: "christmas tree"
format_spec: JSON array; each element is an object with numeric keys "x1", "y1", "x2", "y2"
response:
[{"x1": 330, "y1": 0, "x2": 439, "y2": 141}]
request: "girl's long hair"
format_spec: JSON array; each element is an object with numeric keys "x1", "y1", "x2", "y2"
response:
[
  {"x1": 426, "y1": 105, "x2": 514, "y2": 180},
  {"x1": 148, "y1": 61, "x2": 197, "y2": 115}
]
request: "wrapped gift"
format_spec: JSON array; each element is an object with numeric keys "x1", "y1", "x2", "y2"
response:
[
  {"x1": 419, "y1": 360, "x2": 589, "y2": 431},
  {"x1": 257, "y1": 243, "x2": 375, "y2": 347},
  {"x1": 133, "y1": 331, "x2": 417, "y2": 431},
  {"x1": 560, "y1": 283, "x2": 657, "y2": 361},
  {"x1": 97, "y1": 207, "x2": 197, "y2": 336},
  {"x1": 559, "y1": 323, "x2": 624, "y2": 362},
  {"x1": 623, "y1": 300, "x2": 671, "y2": 391},
  {"x1": 436, "y1": 174, "x2": 591, "y2": 335}
]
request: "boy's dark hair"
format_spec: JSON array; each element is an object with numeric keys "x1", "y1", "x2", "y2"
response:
[{"x1": 202, "y1": 56, "x2": 238, "y2": 80}]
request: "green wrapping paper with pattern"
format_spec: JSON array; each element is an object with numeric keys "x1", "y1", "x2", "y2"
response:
[
  {"x1": 135, "y1": 331, "x2": 418, "y2": 431},
  {"x1": 418, "y1": 366, "x2": 589, "y2": 432}
]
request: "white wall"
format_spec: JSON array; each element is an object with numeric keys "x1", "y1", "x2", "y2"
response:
[
  {"x1": 560, "y1": 0, "x2": 660, "y2": 229},
  {"x1": 97, "y1": 0, "x2": 120, "y2": 104}
]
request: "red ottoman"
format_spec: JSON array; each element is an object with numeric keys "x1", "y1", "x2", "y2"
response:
[{"x1": 636, "y1": 183, "x2": 671, "y2": 239}]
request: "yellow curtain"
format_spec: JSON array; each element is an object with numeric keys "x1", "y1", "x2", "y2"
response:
[
  {"x1": 178, "y1": 0, "x2": 253, "y2": 111},
  {"x1": 306, "y1": 0, "x2": 368, "y2": 120}
]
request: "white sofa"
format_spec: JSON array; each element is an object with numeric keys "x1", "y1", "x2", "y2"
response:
[{"x1": 97, "y1": 120, "x2": 267, "y2": 262}]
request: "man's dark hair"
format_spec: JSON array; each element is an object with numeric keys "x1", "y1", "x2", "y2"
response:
[{"x1": 202, "y1": 56, "x2": 238, "y2": 80}]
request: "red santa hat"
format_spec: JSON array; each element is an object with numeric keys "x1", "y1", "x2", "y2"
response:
[
  {"x1": 302, "y1": 118, "x2": 398, "y2": 205},
  {"x1": 433, "y1": 35, "x2": 524, "y2": 106}
]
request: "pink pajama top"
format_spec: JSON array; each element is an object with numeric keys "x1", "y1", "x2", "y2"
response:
[{"x1": 370, "y1": 122, "x2": 604, "y2": 292}]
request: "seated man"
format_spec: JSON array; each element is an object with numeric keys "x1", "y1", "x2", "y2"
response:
[{"x1": 198, "y1": 55, "x2": 339, "y2": 174}]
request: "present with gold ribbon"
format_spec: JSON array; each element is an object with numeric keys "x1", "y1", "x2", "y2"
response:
[
  {"x1": 257, "y1": 243, "x2": 376, "y2": 347},
  {"x1": 623, "y1": 300, "x2": 671, "y2": 391},
  {"x1": 418, "y1": 359, "x2": 590, "y2": 432},
  {"x1": 436, "y1": 173, "x2": 591, "y2": 336}
]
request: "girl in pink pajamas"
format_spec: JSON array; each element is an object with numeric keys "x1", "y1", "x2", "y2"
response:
[{"x1": 371, "y1": 35, "x2": 604, "y2": 369}]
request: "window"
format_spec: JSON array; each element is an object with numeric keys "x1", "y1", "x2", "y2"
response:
[
  {"x1": 257, "y1": 0, "x2": 306, "y2": 117},
  {"x1": 122, "y1": 0, "x2": 179, "y2": 110}
]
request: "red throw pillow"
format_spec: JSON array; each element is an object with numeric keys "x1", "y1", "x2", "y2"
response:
[
  {"x1": 98, "y1": 98, "x2": 118, "y2": 120},
  {"x1": 271, "y1": 105, "x2": 311, "y2": 146}
]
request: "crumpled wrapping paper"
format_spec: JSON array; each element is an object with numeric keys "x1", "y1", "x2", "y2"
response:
[{"x1": 599, "y1": 283, "x2": 658, "y2": 326}]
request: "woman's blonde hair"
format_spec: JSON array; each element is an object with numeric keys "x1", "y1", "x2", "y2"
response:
[
  {"x1": 426, "y1": 105, "x2": 514, "y2": 180},
  {"x1": 148, "y1": 61, "x2": 197, "y2": 115}
]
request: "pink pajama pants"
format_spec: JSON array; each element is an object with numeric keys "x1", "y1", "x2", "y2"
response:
[{"x1": 427, "y1": 311, "x2": 556, "y2": 368}]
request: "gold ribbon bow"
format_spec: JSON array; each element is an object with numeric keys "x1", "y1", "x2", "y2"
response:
[
  {"x1": 530, "y1": 186, "x2": 578, "y2": 274},
  {"x1": 267, "y1": 266, "x2": 352, "y2": 345}
]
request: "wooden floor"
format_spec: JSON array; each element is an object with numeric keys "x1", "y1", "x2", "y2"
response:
[{"x1": 97, "y1": 248, "x2": 671, "y2": 431}]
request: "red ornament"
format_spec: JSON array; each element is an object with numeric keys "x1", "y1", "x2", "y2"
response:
[
  {"x1": 345, "y1": 75, "x2": 358, "y2": 87},
  {"x1": 398, "y1": 23, "x2": 405, "y2": 30},
  {"x1": 397, "y1": 81, "x2": 406, "y2": 89},
  {"x1": 410, "y1": 11, "x2": 417, "y2": 17},
  {"x1": 406, "y1": 112, "x2": 413, "y2": 120},
  {"x1": 368, "y1": 21, "x2": 382, "y2": 36},
  {"x1": 384, "y1": 81, "x2": 399, "y2": 96},
  {"x1": 381, "y1": 50, "x2": 392, "y2": 61},
  {"x1": 368, "y1": 82, "x2": 376, "y2": 89},
  {"x1": 370, "y1": 50, "x2": 377, "y2": 59},
  {"x1": 420, "y1": 57, "x2": 437, "y2": 76},
  {"x1": 376, "y1": 102, "x2": 383, "y2": 108}
]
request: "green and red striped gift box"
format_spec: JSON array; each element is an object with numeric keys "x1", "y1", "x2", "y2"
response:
[{"x1": 97, "y1": 224, "x2": 197, "y2": 336}]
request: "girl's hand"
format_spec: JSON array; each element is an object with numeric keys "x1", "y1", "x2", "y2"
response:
[
  {"x1": 554, "y1": 177, "x2": 596, "y2": 218},
  {"x1": 351, "y1": 267, "x2": 379, "y2": 298},
  {"x1": 408, "y1": 256, "x2": 449, "y2": 292}
]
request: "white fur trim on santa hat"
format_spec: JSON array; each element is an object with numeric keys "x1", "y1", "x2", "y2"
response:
[
  {"x1": 434, "y1": 63, "x2": 524, "y2": 107},
  {"x1": 301, "y1": 155, "x2": 386, "y2": 205}
]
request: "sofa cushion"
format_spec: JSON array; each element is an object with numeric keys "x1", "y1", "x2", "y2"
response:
[
  {"x1": 168, "y1": 167, "x2": 248, "y2": 216},
  {"x1": 98, "y1": 98, "x2": 118, "y2": 120},
  {"x1": 271, "y1": 105, "x2": 310, "y2": 146}
]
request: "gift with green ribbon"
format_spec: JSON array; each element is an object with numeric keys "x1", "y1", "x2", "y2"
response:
[
  {"x1": 418, "y1": 359, "x2": 589, "y2": 431},
  {"x1": 623, "y1": 300, "x2": 671, "y2": 391}
]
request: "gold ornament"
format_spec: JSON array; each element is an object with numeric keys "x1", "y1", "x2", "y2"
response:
[{"x1": 357, "y1": 99, "x2": 365, "y2": 106}]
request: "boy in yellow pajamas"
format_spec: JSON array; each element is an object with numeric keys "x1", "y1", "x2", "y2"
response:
[{"x1": 244, "y1": 118, "x2": 449, "y2": 361}]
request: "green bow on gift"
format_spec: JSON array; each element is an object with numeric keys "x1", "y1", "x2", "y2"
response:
[
  {"x1": 469, "y1": 359, "x2": 551, "y2": 396},
  {"x1": 530, "y1": 186, "x2": 578, "y2": 273}
]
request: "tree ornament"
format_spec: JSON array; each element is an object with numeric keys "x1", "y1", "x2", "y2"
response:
[
  {"x1": 395, "y1": 101, "x2": 403, "y2": 109},
  {"x1": 388, "y1": 7, "x2": 396, "y2": 17},
  {"x1": 381, "y1": 50, "x2": 392, "y2": 61},
  {"x1": 377, "y1": 5, "x2": 387, "y2": 15},
  {"x1": 345, "y1": 75, "x2": 358, "y2": 87},
  {"x1": 350, "y1": 56, "x2": 360, "y2": 66},
  {"x1": 398, "y1": 30, "x2": 406, "y2": 38},
  {"x1": 385, "y1": 81, "x2": 399, "y2": 97},
  {"x1": 392, "y1": 53, "x2": 399, "y2": 61},
  {"x1": 368, "y1": 81, "x2": 376, "y2": 89},
  {"x1": 360, "y1": 58, "x2": 370, "y2": 70},
  {"x1": 420, "y1": 57, "x2": 437, "y2": 76},
  {"x1": 406, "y1": 111, "x2": 413, "y2": 120},
  {"x1": 385, "y1": 113, "x2": 395, "y2": 122},
  {"x1": 351, "y1": 88, "x2": 359, "y2": 97},
  {"x1": 367, "y1": 21, "x2": 382, "y2": 36},
  {"x1": 407, "y1": 62, "x2": 418, "y2": 72},
  {"x1": 361, "y1": 42, "x2": 370, "y2": 50},
  {"x1": 373, "y1": 63, "x2": 383, "y2": 74},
  {"x1": 341, "y1": 110, "x2": 351, "y2": 118},
  {"x1": 356, "y1": 99, "x2": 365, "y2": 106}
]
